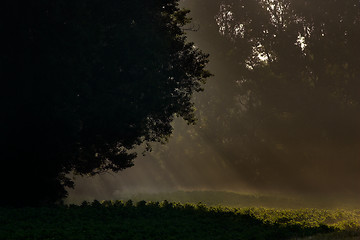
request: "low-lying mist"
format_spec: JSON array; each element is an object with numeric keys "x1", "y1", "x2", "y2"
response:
[
  {"x1": 67, "y1": 0, "x2": 360, "y2": 209},
  {"x1": 67, "y1": 119, "x2": 360, "y2": 209}
]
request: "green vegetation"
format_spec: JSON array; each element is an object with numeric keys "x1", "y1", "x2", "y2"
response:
[
  {"x1": 1, "y1": 201, "x2": 359, "y2": 240},
  {"x1": 114, "y1": 191, "x2": 360, "y2": 210},
  {"x1": 116, "y1": 191, "x2": 303, "y2": 209}
]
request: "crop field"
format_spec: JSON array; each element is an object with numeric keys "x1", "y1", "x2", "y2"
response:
[{"x1": 1, "y1": 200, "x2": 360, "y2": 240}]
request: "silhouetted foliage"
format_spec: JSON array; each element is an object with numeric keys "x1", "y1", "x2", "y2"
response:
[
  {"x1": 195, "y1": 0, "x2": 360, "y2": 192},
  {"x1": 128, "y1": 0, "x2": 360, "y2": 195},
  {"x1": 0, "y1": 0, "x2": 210, "y2": 206},
  {"x1": 210, "y1": 0, "x2": 360, "y2": 192}
]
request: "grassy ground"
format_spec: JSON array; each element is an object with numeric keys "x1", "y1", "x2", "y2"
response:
[
  {"x1": 1, "y1": 200, "x2": 359, "y2": 240},
  {"x1": 292, "y1": 235, "x2": 359, "y2": 240}
]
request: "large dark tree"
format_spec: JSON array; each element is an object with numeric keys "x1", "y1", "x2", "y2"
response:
[{"x1": 0, "y1": 0, "x2": 210, "y2": 206}]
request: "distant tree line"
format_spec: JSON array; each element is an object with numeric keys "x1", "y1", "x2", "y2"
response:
[
  {"x1": 210, "y1": 0, "x2": 360, "y2": 190},
  {"x1": 142, "y1": 0, "x2": 360, "y2": 194}
]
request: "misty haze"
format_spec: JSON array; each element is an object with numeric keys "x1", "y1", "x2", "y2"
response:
[
  {"x1": 68, "y1": 0, "x2": 360, "y2": 209},
  {"x1": 2, "y1": 0, "x2": 360, "y2": 239}
]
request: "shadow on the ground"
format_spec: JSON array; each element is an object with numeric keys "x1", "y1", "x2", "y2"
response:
[{"x1": 1, "y1": 200, "x2": 356, "y2": 240}]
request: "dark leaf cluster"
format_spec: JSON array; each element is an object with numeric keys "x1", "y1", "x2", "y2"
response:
[{"x1": 0, "y1": 0, "x2": 210, "y2": 206}]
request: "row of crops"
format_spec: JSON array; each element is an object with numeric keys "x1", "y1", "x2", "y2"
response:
[{"x1": 1, "y1": 200, "x2": 360, "y2": 240}]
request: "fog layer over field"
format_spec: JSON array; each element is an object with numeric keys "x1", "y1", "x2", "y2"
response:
[{"x1": 68, "y1": 0, "x2": 360, "y2": 207}]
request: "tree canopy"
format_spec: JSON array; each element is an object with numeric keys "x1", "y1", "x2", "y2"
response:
[
  {"x1": 0, "y1": 0, "x2": 210, "y2": 206},
  {"x1": 201, "y1": 0, "x2": 360, "y2": 192},
  {"x1": 211, "y1": 0, "x2": 360, "y2": 191},
  {"x1": 125, "y1": 0, "x2": 360, "y2": 196}
]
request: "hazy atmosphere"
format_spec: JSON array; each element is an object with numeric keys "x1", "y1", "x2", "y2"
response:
[
  {"x1": 2, "y1": 1, "x2": 360, "y2": 239},
  {"x1": 68, "y1": 0, "x2": 360, "y2": 207}
]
